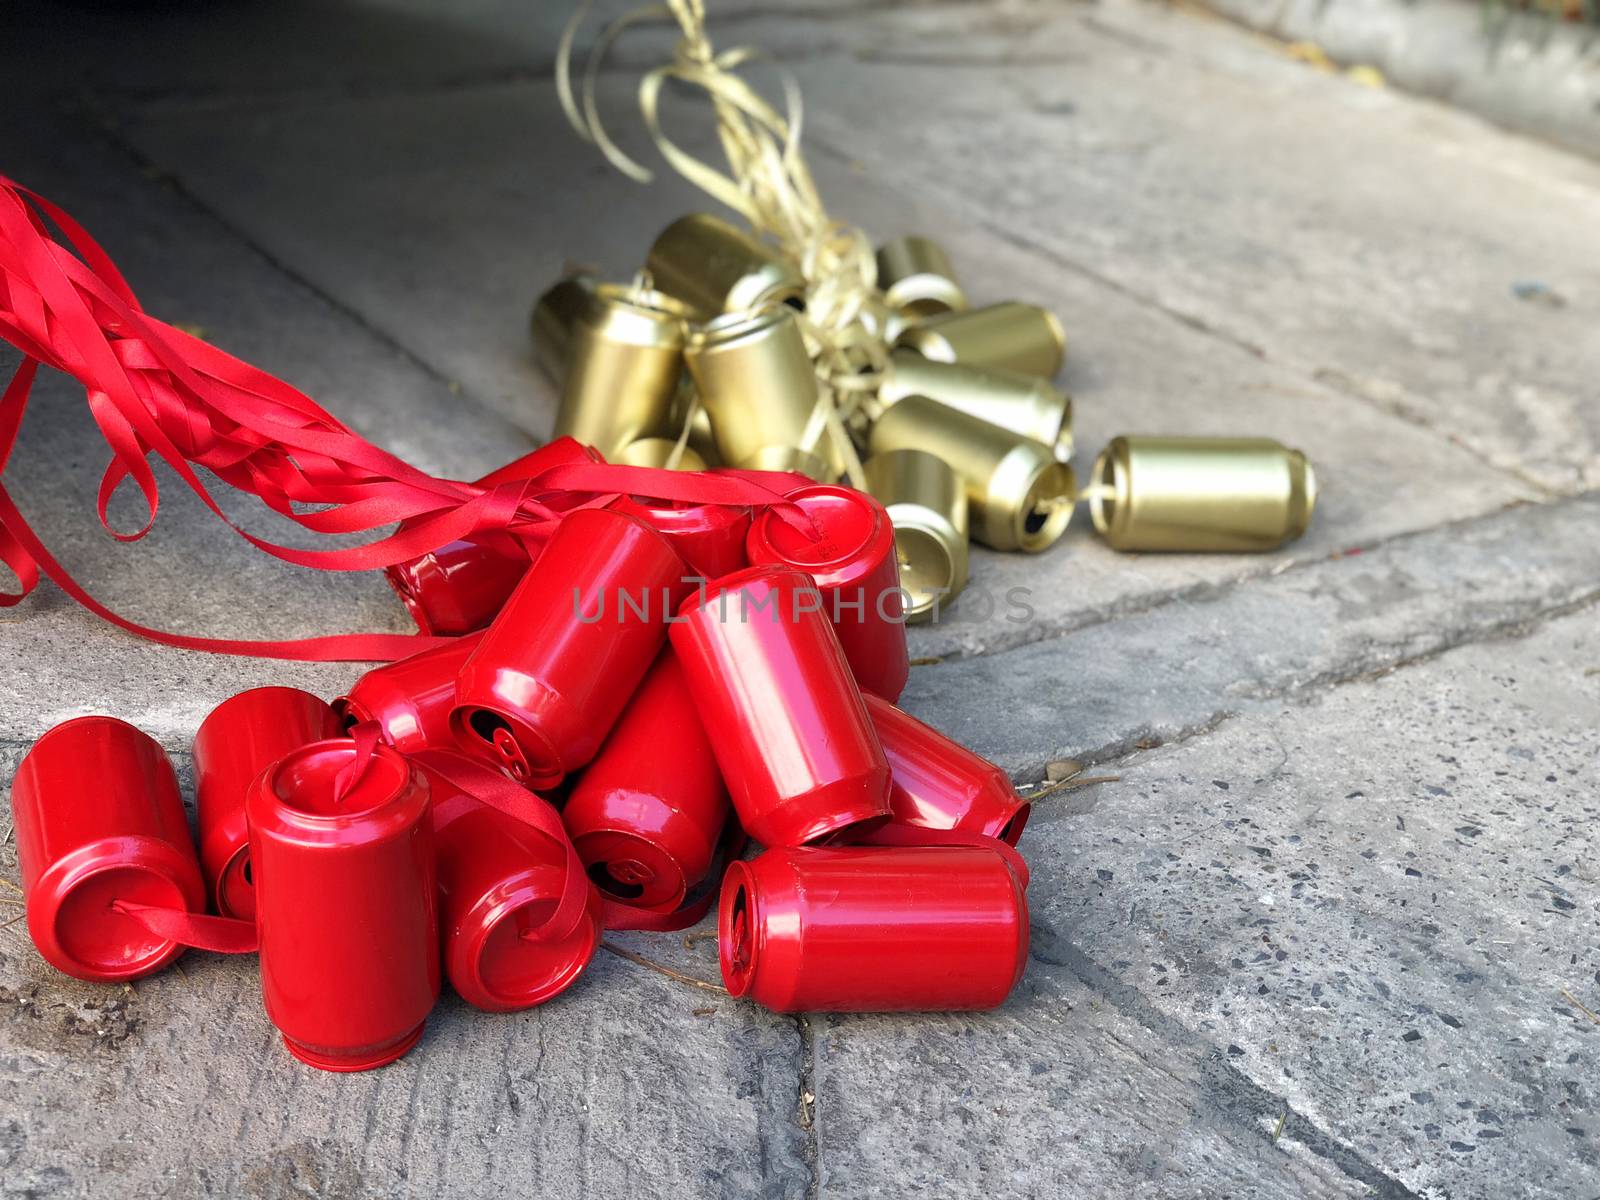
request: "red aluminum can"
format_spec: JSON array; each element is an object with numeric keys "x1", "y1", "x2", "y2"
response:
[
  {"x1": 452, "y1": 508, "x2": 686, "y2": 789},
  {"x1": 863, "y1": 693, "x2": 1029, "y2": 846},
  {"x1": 247, "y1": 740, "x2": 439, "y2": 1071},
  {"x1": 192, "y1": 687, "x2": 344, "y2": 921},
  {"x1": 670, "y1": 566, "x2": 891, "y2": 847},
  {"x1": 335, "y1": 633, "x2": 481, "y2": 754},
  {"x1": 719, "y1": 845, "x2": 1029, "y2": 1012},
  {"x1": 745, "y1": 483, "x2": 909, "y2": 701},
  {"x1": 430, "y1": 775, "x2": 601, "y2": 1012},
  {"x1": 612, "y1": 494, "x2": 751, "y2": 581},
  {"x1": 385, "y1": 438, "x2": 603, "y2": 635},
  {"x1": 11, "y1": 717, "x2": 207, "y2": 983},
  {"x1": 561, "y1": 651, "x2": 730, "y2": 910}
]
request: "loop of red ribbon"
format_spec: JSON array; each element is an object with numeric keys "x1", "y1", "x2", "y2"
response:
[
  {"x1": 111, "y1": 899, "x2": 259, "y2": 955},
  {"x1": 0, "y1": 176, "x2": 813, "y2": 662}
]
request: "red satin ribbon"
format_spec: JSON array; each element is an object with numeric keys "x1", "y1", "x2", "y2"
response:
[
  {"x1": 111, "y1": 899, "x2": 259, "y2": 954},
  {"x1": 412, "y1": 750, "x2": 593, "y2": 945},
  {"x1": 0, "y1": 176, "x2": 815, "y2": 662}
]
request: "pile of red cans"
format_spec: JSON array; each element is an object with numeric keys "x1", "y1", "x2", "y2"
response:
[{"x1": 9, "y1": 441, "x2": 1032, "y2": 1072}]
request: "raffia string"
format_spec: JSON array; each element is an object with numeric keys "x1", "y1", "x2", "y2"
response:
[{"x1": 558, "y1": 0, "x2": 891, "y2": 488}]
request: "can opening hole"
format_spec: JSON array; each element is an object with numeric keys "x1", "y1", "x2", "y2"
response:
[
  {"x1": 728, "y1": 881, "x2": 751, "y2": 976},
  {"x1": 587, "y1": 861, "x2": 645, "y2": 901},
  {"x1": 783, "y1": 295, "x2": 806, "y2": 312},
  {"x1": 468, "y1": 708, "x2": 511, "y2": 746},
  {"x1": 999, "y1": 805, "x2": 1030, "y2": 847},
  {"x1": 242, "y1": 860, "x2": 253, "y2": 886},
  {"x1": 1024, "y1": 507, "x2": 1049, "y2": 536}
]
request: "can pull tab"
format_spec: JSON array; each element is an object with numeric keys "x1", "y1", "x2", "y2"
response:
[{"x1": 109, "y1": 900, "x2": 259, "y2": 954}]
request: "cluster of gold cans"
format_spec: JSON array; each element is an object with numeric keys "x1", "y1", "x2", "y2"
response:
[{"x1": 530, "y1": 214, "x2": 1316, "y2": 621}]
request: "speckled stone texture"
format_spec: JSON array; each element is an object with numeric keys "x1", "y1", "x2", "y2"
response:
[{"x1": 1, "y1": 1, "x2": 1596, "y2": 1197}]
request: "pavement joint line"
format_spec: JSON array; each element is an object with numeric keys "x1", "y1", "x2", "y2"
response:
[
  {"x1": 1027, "y1": 925, "x2": 1429, "y2": 1200},
  {"x1": 921, "y1": 490, "x2": 1593, "y2": 669},
  {"x1": 797, "y1": 1014, "x2": 822, "y2": 1200},
  {"x1": 75, "y1": 100, "x2": 509, "y2": 428},
  {"x1": 804, "y1": 127, "x2": 1564, "y2": 504},
  {"x1": 1026, "y1": 576, "x2": 1600, "y2": 788}
]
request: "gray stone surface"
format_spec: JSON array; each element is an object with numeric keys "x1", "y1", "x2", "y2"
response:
[
  {"x1": 1020, "y1": 603, "x2": 1600, "y2": 1200},
  {"x1": 112, "y1": 73, "x2": 1537, "y2": 659},
  {"x1": 790, "y1": 1, "x2": 1600, "y2": 493},
  {"x1": 1204, "y1": 0, "x2": 1600, "y2": 164},
  {"x1": 2, "y1": 1, "x2": 1599, "y2": 1198}
]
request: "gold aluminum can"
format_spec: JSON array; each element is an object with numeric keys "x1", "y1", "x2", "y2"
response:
[
  {"x1": 646, "y1": 214, "x2": 807, "y2": 320},
  {"x1": 612, "y1": 438, "x2": 709, "y2": 471},
  {"x1": 863, "y1": 450, "x2": 969, "y2": 622},
  {"x1": 1089, "y1": 436, "x2": 1316, "y2": 553},
  {"x1": 684, "y1": 307, "x2": 835, "y2": 481},
  {"x1": 869, "y1": 396, "x2": 1077, "y2": 553},
  {"x1": 895, "y1": 301, "x2": 1066, "y2": 379},
  {"x1": 528, "y1": 273, "x2": 595, "y2": 381},
  {"x1": 879, "y1": 349, "x2": 1072, "y2": 463},
  {"x1": 553, "y1": 284, "x2": 690, "y2": 459},
  {"x1": 875, "y1": 236, "x2": 967, "y2": 319}
]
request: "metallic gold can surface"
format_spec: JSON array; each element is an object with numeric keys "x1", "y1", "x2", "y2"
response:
[
  {"x1": 895, "y1": 301, "x2": 1066, "y2": 379},
  {"x1": 685, "y1": 307, "x2": 835, "y2": 481},
  {"x1": 528, "y1": 273, "x2": 596, "y2": 381},
  {"x1": 553, "y1": 284, "x2": 690, "y2": 458},
  {"x1": 870, "y1": 396, "x2": 1077, "y2": 553},
  {"x1": 646, "y1": 213, "x2": 806, "y2": 318},
  {"x1": 875, "y1": 236, "x2": 966, "y2": 319},
  {"x1": 862, "y1": 450, "x2": 968, "y2": 623},
  {"x1": 612, "y1": 437, "x2": 709, "y2": 471},
  {"x1": 1089, "y1": 436, "x2": 1316, "y2": 552},
  {"x1": 879, "y1": 349, "x2": 1072, "y2": 463}
]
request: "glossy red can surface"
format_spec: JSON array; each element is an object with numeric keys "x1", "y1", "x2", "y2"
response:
[
  {"x1": 452, "y1": 508, "x2": 687, "y2": 789},
  {"x1": 862, "y1": 693, "x2": 1029, "y2": 846},
  {"x1": 11, "y1": 717, "x2": 206, "y2": 983},
  {"x1": 719, "y1": 845, "x2": 1029, "y2": 1012},
  {"x1": 431, "y1": 778, "x2": 601, "y2": 1012},
  {"x1": 670, "y1": 566, "x2": 891, "y2": 847},
  {"x1": 612, "y1": 495, "x2": 751, "y2": 581},
  {"x1": 247, "y1": 741, "x2": 439, "y2": 1072},
  {"x1": 385, "y1": 438, "x2": 602, "y2": 635},
  {"x1": 745, "y1": 484, "x2": 909, "y2": 701},
  {"x1": 193, "y1": 687, "x2": 344, "y2": 921},
  {"x1": 562, "y1": 651, "x2": 730, "y2": 910},
  {"x1": 336, "y1": 633, "x2": 482, "y2": 755}
]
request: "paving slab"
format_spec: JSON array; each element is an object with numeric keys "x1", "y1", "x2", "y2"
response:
[
  {"x1": 0, "y1": 758, "x2": 808, "y2": 1200},
  {"x1": 114, "y1": 75, "x2": 1535, "y2": 662},
  {"x1": 1012, "y1": 601, "x2": 1600, "y2": 1200},
  {"x1": 898, "y1": 492, "x2": 1600, "y2": 781},
  {"x1": 781, "y1": 1, "x2": 1600, "y2": 493}
]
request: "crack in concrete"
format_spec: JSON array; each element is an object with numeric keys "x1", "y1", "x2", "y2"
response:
[{"x1": 1029, "y1": 926, "x2": 1428, "y2": 1200}]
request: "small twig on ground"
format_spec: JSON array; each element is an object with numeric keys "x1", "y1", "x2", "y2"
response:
[
  {"x1": 0, "y1": 912, "x2": 26, "y2": 933},
  {"x1": 691, "y1": 1006, "x2": 718, "y2": 1017},
  {"x1": 1562, "y1": 989, "x2": 1600, "y2": 1025},
  {"x1": 1272, "y1": 1112, "x2": 1288, "y2": 1142},
  {"x1": 1028, "y1": 775, "x2": 1123, "y2": 803},
  {"x1": 0, "y1": 896, "x2": 24, "y2": 907},
  {"x1": 0, "y1": 878, "x2": 23, "y2": 895},
  {"x1": 682, "y1": 931, "x2": 718, "y2": 949},
  {"x1": 908, "y1": 656, "x2": 943, "y2": 667},
  {"x1": 601, "y1": 941, "x2": 727, "y2": 995}
]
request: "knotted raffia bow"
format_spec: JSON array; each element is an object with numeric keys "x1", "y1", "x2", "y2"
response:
[{"x1": 558, "y1": 0, "x2": 899, "y2": 487}]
